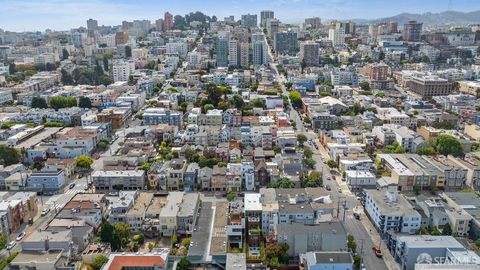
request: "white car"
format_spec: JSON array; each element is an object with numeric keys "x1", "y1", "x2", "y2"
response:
[
  {"x1": 16, "y1": 232, "x2": 26, "y2": 241},
  {"x1": 6, "y1": 241, "x2": 16, "y2": 250},
  {"x1": 41, "y1": 208, "x2": 50, "y2": 216}
]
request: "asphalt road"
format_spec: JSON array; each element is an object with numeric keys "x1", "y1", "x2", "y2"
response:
[{"x1": 266, "y1": 39, "x2": 391, "y2": 270}]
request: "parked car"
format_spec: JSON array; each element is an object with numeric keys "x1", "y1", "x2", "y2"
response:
[
  {"x1": 40, "y1": 208, "x2": 50, "y2": 216},
  {"x1": 325, "y1": 185, "x2": 331, "y2": 191},
  {"x1": 69, "y1": 183, "x2": 75, "y2": 189},
  {"x1": 372, "y1": 246, "x2": 383, "y2": 257},
  {"x1": 6, "y1": 241, "x2": 16, "y2": 250},
  {"x1": 28, "y1": 217, "x2": 33, "y2": 225},
  {"x1": 353, "y1": 212, "x2": 361, "y2": 220},
  {"x1": 338, "y1": 188, "x2": 342, "y2": 193},
  {"x1": 16, "y1": 232, "x2": 26, "y2": 241}
]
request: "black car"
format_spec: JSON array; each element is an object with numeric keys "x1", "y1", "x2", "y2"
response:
[{"x1": 69, "y1": 183, "x2": 76, "y2": 189}]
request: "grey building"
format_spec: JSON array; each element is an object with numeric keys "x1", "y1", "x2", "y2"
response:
[
  {"x1": 274, "y1": 32, "x2": 298, "y2": 56},
  {"x1": 403, "y1": 20, "x2": 423, "y2": 42},
  {"x1": 300, "y1": 41, "x2": 320, "y2": 67},
  {"x1": 177, "y1": 193, "x2": 200, "y2": 235},
  {"x1": 275, "y1": 222, "x2": 347, "y2": 256},
  {"x1": 311, "y1": 113, "x2": 339, "y2": 131},
  {"x1": 216, "y1": 37, "x2": 229, "y2": 67},
  {"x1": 241, "y1": 14, "x2": 257, "y2": 28},
  {"x1": 260, "y1": 10, "x2": 274, "y2": 28},
  {"x1": 92, "y1": 170, "x2": 145, "y2": 191},
  {"x1": 143, "y1": 108, "x2": 182, "y2": 127},
  {"x1": 391, "y1": 235, "x2": 468, "y2": 270},
  {"x1": 183, "y1": 163, "x2": 199, "y2": 191}
]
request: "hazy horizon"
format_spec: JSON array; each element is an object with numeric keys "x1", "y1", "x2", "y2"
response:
[{"x1": 0, "y1": 0, "x2": 479, "y2": 32}]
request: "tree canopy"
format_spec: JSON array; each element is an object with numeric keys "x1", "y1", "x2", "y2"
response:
[
  {"x1": 434, "y1": 134, "x2": 463, "y2": 157},
  {"x1": 0, "y1": 145, "x2": 21, "y2": 166},
  {"x1": 75, "y1": 155, "x2": 94, "y2": 170},
  {"x1": 31, "y1": 97, "x2": 48, "y2": 109},
  {"x1": 289, "y1": 91, "x2": 302, "y2": 108},
  {"x1": 78, "y1": 97, "x2": 92, "y2": 108},
  {"x1": 49, "y1": 96, "x2": 77, "y2": 110}
]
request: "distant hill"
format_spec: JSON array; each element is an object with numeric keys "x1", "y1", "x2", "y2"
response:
[{"x1": 353, "y1": 10, "x2": 480, "y2": 26}]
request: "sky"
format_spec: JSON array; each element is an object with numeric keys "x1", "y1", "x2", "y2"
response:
[{"x1": 0, "y1": 0, "x2": 479, "y2": 32}]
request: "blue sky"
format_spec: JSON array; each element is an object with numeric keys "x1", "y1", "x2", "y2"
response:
[{"x1": 0, "y1": 0, "x2": 479, "y2": 32}]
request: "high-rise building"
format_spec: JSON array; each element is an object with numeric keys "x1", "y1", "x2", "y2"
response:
[
  {"x1": 112, "y1": 59, "x2": 135, "y2": 82},
  {"x1": 86, "y1": 19, "x2": 98, "y2": 38},
  {"x1": 267, "y1": 19, "x2": 280, "y2": 40},
  {"x1": 300, "y1": 41, "x2": 320, "y2": 67},
  {"x1": 240, "y1": 42, "x2": 250, "y2": 68},
  {"x1": 328, "y1": 27, "x2": 346, "y2": 47},
  {"x1": 228, "y1": 39, "x2": 239, "y2": 67},
  {"x1": 252, "y1": 33, "x2": 267, "y2": 66},
  {"x1": 274, "y1": 32, "x2": 298, "y2": 56},
  {"x1": 260, "y1": 10, "x2": 274, "y2": 28},
  {"x1": 87, "y1": 19, "x2": 98, "y2": 31},
  {"x1": 164, "y1": 12, "x2": 173, "y2": 31},
  {"x1": 344, "y1": 21, "x2": 356, "y2": 35},
  {"x1": 365, "y1": 63, "x2": 389, "y2": 81},
  {"x1": 155, "y1": 19, "x2": 164, "y2": 31},
  {"x1": 387, "y1": 21, "x2": 398, "y2": 33},
  {"x1": 133, "y1": 20, "x2": 151, "y2": 33},
  {"x1": 241, "y1": 14, "x2": 257, "y2": 29},
  {"x1": 403, "y1": 21, "x2": 423, "y2": 42},
  {"x1": 115, "y1": 32, "x2": 128, "y2": 45},
  {"x1": 216, "y1": 37, "x2": 229, "y2": 67},
  {"x1": 305, "y1": 17, "x2": 321, "y2": 29}
]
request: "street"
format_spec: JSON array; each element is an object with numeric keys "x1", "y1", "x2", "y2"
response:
[{"x1": 265, "y1": 39, "x2": 394, "y2": 270}]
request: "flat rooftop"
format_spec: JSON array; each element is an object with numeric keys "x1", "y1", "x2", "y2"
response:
[{"x1": 210, "y1": 202, "x2": 228, "y2": 256}]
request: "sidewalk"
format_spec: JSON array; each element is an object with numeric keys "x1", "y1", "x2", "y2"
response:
[{"x1": 359, "y1": 208, "x2": 400, "y2": 270}]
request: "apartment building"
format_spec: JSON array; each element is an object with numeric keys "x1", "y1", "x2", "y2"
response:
[
  {"x1": 92, "y1": 170, "x2": 145, "y2": 191},
  {"x1": 365, "y1": 187, "x2": 421, "y2": 234}
]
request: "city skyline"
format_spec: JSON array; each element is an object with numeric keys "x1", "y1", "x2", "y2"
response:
[{"x1": 1, "y1": 0, "x2": 479, "y2": 32}]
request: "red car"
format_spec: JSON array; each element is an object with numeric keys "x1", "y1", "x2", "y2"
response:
[{"x1": 372, "y1": 246, "x2": 383, "y2": 258}]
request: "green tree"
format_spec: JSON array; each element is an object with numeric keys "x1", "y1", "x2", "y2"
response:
[
  {"x1": 359, "y1": 81, "x2": 370, "y2": 91},
  {"x1": 217, "y1": 100, "x2": 231, "y2": 111},
  {"x1": 49, "y1": 96, "x2": 77, "y2": 110},
  {"x1": 434, "y1": 134, "x2": 463, "y2": 157},
  {"x1": 417, "y1": 146, "x2": 436, "y2": 156},
  {"x1": 78, "y1": 96, "x2": 92, "y2": 108},
  {"x1": 100, "y1": 221, "x2": 114, "y2": 243},
  {"x1": 132, "y1": 233, "x2": 145, "y2": 245},
  {"x1": 265, "y1": 243, "x2": 289, "y2": 264},
  {"x1": 203, "y1": 104, "x2": 215, "y2": 113},
  {"x1": 327, "y1": 160, "x2": 337, "y2": 168},
  {"x1": 92, "y1": 255, "x2": 108, "y2": 270},
  {"x1": 303, "y1": 147, "x2": 313, "y2": 158},
  {"x1": 297, "y1": 134, "x2": 307, "y2": 145},
  {"x1": 0, "y1": 235, "x2": 7, "y2": 249},
  {"x1": 0, "y1": 145, "x2": 20, "y2": 166},
  {"x1": 205, "y1": 83, "x2": 223, "y2": 106},
  {"x1": 60, "y1": 69, "x2": 74, "y2": 85},
  {"x1": 181, "y1": 238, "x2": 191, "y2": 248},
  {"x1": 442, "y1": 223, "x2": 452, "y2": 236},
  {"x1": 226, "y1": 192, "x2": 236, "y2": 202},
  {"x1": 113, "y1": 223, "x2": 131, "y2": 240},
  {"x1": 172, "y1": 232, "x2": 178, "y2": 246},
  {"x1": 62, "y1": 48, "x2": 70, "y2": 60},
  {"x1": 232, "y1": 94, "x2": 244, "y2": 109},
  {"x1": 289, "y1": 91, "x2": 302, "y2": 108},
  {"x1": 273, "y1": 177, "x2": 295, "y2": 188},
  {"x1": 304, "y1": 158, "x2": 316, "y2": 169},
  {"x1": 284, "y1": 81, "x2": 293, "y2": 90},
  {"x1": 177, "y1": 258, "x2": 191, "y2": 270},
  {"x1": 252, "y1": 98, "x2": 264, "y2": 108},
  {"x1": 303, "y1": 171, "x2": 322, "y2": 188},
  {"x1": 75, "y1": 155, "x2": 94, "y2": 170},
  {"x1": 347, "y1": 235, "x2": 357, "y2": 252},
  {"x1": 31, "y1": 97, "x2": 48, "y2": 108}
]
